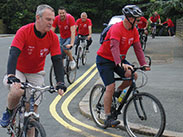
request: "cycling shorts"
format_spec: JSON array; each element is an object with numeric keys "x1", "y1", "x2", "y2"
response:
[
  {"x1": 96, "y1": 55, "x2": 130, "y2": 86},
  {"x1": 3, "y1": 70, "x2": 45, "y2": 106}
]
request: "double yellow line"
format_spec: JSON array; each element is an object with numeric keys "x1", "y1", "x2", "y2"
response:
[{"x1": 49, "y1": 63, "x2": 122, "y2": 137}]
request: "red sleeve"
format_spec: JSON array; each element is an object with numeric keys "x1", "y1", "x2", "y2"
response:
[
  {"x1": 88, "y1": 19, "x2": 92, "y2": 26},
  {"x1": 110, "y1": 39, "x2": 121, "y2": 65},
  {"x1": 133, "y1": 42, "x2": 146, "y2": 66},
  {"x1": 11, "y1": 27, "x2": 26, "y2": 51},
  {"x1": 67, "y1": 14, "x2": 75, "y2": 26}
]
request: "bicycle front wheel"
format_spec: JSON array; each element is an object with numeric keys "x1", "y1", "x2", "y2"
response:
[
  {"x1": 82, "y1": 48, "x2": 87, "y2": 65},
  {"x1": 123, "y1": 92, "x2": 166, "y2": 137},
  {"x1": 76, "y1": 47, "x2": 82, "y2": 69},
  {"x1": 89, "y1": 84, "x2": 106, "y2": 128},
  {"x1": 66, "y1": 57, "x2": 77, "y2": 84},
  {"x1": 24, "y1": 120, "x2": 46, "y2": 137},
  {"x1": 49, "y1": 65, "x2": 56, "y2": 87}
]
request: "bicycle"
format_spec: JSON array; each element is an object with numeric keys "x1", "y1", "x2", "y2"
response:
[
  {"x1": 49, "y1": 54, "x2": 77, "y2": 86},
  {"x1": 89, "y1": 56, "x2": 166, "y2": 137},
  {"x1": 76, "y1": 35, "x2": 88, "y2": 69},
  {"x1": 151, "y1": 22, "x2": 157, "y2": 39},
  {"x1": 6, "y1": 82, "x2": 56, "y2": 137},
  {"x1": 138, "y1": 28, "x2": 147, "y2": 51}
]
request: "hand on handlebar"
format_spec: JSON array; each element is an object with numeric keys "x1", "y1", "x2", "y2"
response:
[
  {"x1": 56, "y1": 82, "x2": 67, "y2": 96},
  {"x1": 142, "y1": 65, "x2": 151, "y2": 71},
  {"x1": 122, "y1": 64, "x2": 133, "y2": 71},
  {"x1": 65, "y1": 44, "x2": 73, "y2": 49},
  {"x1": 7, "y1": 76, "x2": 21, "y2": 84}
]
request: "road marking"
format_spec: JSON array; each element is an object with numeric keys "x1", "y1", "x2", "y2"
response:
[
  {"x1": 61, "y1": 68, "x2": 123, "y2": 137},
  {"x1": 49, "y1": 64, "x2": 96, "y2": 136}
]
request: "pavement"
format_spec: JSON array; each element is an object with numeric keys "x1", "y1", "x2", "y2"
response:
[{"x1": 79, "y1": 36, "x2": 183, "y2": 137}]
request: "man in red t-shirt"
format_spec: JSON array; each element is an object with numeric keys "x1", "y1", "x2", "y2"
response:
[
  {"x1": 0, "y1": 4, "x2": 66, "y2": 128},
  {"x1": 137, "y1": 16, "x2": 148, "y2": 36},
  {"x1": 96, "y1": 5, "x2": 150, "y2": 128},
  {"x1": 161, "y1": 17, "x2": 175, "y2": 36},
  {"x1": 52, "y1": 6, "x2": 76, "y2": 69},
  {"x1": 149, "y1": 11, "x2": 161, "y2": 32},
  {"x1": 75, "y1": 12, "x2": 93, "y2": 54}
]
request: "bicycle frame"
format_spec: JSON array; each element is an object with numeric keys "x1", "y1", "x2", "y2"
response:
[{"x1": 7, "y1": 82, "x2": 54, "y2": 137}]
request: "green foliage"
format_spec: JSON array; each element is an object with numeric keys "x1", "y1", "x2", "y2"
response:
[{"x1": 0, "y1": 0, "x2": 182, "y2": 33}]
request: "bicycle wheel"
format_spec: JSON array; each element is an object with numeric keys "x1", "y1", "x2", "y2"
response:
[
  {"x1": 123, "y1": 92, "x2": 166, "y2": 137},
  {"x1": 89, "y1": 84, "x2": 107, "y2": 128},
  {"x1": 66, "y1": 57, "x2": 77, "y2": 84},
  {"x1": 24, "y1": 120, "x2": 46, "y2": 137},
  {"x1": 81, "y1": 48, "x2": 87, "y2": 65},
  {"x1": 49, "y1": 65, "x2": 57, "y2": 87},
  {"x1": 76, "y1": 47, "x2": 82, "y2": 69},
  {"x1": 141, "y1": 36, "x2": 147, "y2": 51}
]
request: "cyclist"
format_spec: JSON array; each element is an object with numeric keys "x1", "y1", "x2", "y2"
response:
[
  {"x1": 149, "y1": 11, "x2": 161, "y2": 34},
  {"x1": 96, "y1": 5, "x2": 150, "y2": 128},
  {"x1": 161, "y1": 17, "x2": 175, "y2": 36},
  {"x1": 137, "y1": 16, "x2": 149, "y2": 42},
  {"x1": 75, "y1": 12, "x2": 92, "y2": 55},
  {"x1": 51, "y1": 6, "x2": 76, "y2": 70},
  {"x1": 0, "y1": 4, "x2": 67, "y2": 128}
]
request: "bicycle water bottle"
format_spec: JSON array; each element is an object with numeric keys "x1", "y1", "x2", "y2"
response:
[{"x1": 118, "y1": 89, "x2": 127, "y2": 103}]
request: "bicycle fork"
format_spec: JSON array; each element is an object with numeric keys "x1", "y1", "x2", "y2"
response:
[{"x1": 133, "y1": 91, "x2": 147, "y2": 121}]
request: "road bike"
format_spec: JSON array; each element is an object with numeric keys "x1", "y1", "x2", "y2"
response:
[
  {"x1": 49, "y1": 55, "x2": 77, "y2": 86},
  {"x1": 138, "y1": 28, "x2": 147, "y2": 51},
  {"x1": 76, "y1": 35, "x2": 88, "y2": 69},
  {"x1": 6, "y1": 82, "x2": 56, "y2": 137},
  {"x1": 89, "y1": 56, "x2": 166, "y2": 137}
]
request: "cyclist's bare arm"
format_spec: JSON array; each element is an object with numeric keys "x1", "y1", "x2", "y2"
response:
[{"x1": 66, "y1": 25, "x2": 75, "y2": 49}]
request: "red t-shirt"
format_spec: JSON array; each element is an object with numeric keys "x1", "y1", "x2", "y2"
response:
[
  {"x1": 11, "y1": 23, "x2": 61, "y2": 73},
  {"x1": 76, "y1": 18, "x2": 92, "y2": 35},
  {"x1": 150, "y1": 14, "x2": 160, "y2": 23},
  {"x1": 163, "y1": 19, "x2": 174, "y2": 27},
  {"x1": 52, "y1": 13, "x2": 76, "y2": 39},
  {"x1": 137, "y1": 17, "x2": 147, "y2": 29},
  {"x1": 97, "y1": 21, "x2": 140, "y2": 62}
]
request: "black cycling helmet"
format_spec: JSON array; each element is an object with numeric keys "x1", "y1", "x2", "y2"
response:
[{"x1": 122, "y1": 5, "x2": 143, "y2": 18}]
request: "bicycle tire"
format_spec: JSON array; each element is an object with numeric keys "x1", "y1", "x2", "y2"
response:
[
  {"x1": 89, "y1": 84, "x2": 106, "y2": 128},
  {"x1": 81, "y1": 49, "x2": 87, "y2": 65},
  {"x1": 76, "y1": 47, "x2": 82, "y2": 69},
  {"x1": 141, "y1": 36, "x2": 147, "y2": 51},
  {"x1": 123, "y1": 92, "x2": 166, "y2": 137},
  {"x1": 66, "y1": 57, "x2": 77, "y2": 84},
  {"x1": 49, "y1": 65, "x2": 57, "y2": 87},
  {"x1": 24, "y1": 120, "x2": 46, "y2": 137}
]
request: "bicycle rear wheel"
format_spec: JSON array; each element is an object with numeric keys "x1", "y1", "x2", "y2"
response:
[
  {"x1": 89, "y1": 84, "x2": 106, "y2": 128},
  {"x1": 123, "y1": 92, "x2": 166, "y2": 137},
  {"x1": 24, "y1": 120, "x2": 46, "y2": 137},
  {"x1": 66, "y1": 57, "x2": 77, "y2": 84}
]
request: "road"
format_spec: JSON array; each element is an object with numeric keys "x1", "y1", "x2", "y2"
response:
[{"x1": 0, "y1": 34, "x2": 183, "y2": 137}]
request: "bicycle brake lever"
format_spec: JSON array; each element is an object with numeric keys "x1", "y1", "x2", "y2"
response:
[{"x1": 49, "y1": 86, "x2": 56, "y2": 93}]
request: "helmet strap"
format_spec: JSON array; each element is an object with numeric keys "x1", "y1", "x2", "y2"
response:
[{"x1": 126, "y1": 16, "x2": 136, "y2": 30}]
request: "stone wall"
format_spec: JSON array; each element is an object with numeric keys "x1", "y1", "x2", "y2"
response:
[{"x1": 176, "y1": 18, "x2": 183, "y2": 40}]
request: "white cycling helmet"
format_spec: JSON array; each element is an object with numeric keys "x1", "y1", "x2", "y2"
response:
[{"x1": 122, "y1": 5, "x2": 143, "y2": 18}]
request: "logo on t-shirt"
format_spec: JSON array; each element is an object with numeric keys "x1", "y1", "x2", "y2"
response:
[
  {"x1": 27, "y1": 46, "x2": 35, "y2": 55},
  {"x1": 40, "y1": 48, "x2": 49, "y2": 57}
]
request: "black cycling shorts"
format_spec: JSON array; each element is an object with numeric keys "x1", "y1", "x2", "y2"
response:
[{"x1": 96, "y1": 55, "x2": 130, "y2": 86}]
